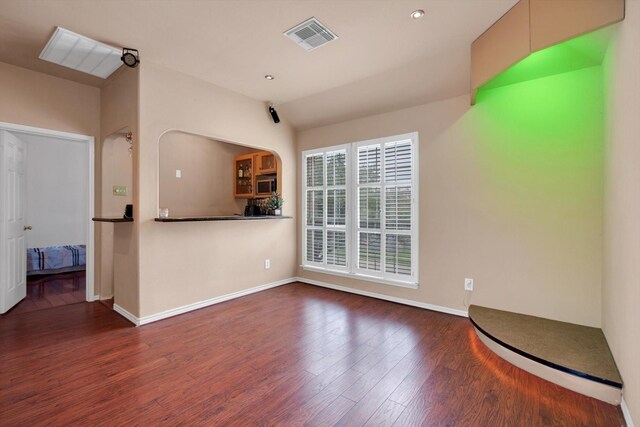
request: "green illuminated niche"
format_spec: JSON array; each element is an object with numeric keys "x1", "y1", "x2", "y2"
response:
[
  {"x1": 478, "y1": 30, "x2": 611, "y2": 92},
  {"x1": 475, "y1": 66, "x2": 603, "y2": 143},
  {"x1": 469, "y1": 30, "x2": 607, "y2": 225}
]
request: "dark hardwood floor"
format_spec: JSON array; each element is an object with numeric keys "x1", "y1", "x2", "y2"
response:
[
  {"x1": 2, "y1": 271, "x2": 85, "y2": 316},
  {"x1": 0, "y1": 283, "x2": 624, "y2": 426}
]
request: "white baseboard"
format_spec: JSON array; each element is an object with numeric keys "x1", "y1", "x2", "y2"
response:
[
  {"x1": 111, "y1": 276, "x2": 467, "y2": 326},
  {"x1": 112, "y1": 277, "x2": 295, "y2": 326},
  {"x1": 113, "y1": 303, "x2": 140, "y2": 326},
  {"x1": 294, "y1": 276, "x2": 468, "y2": 317},
  {"x1": 139, "y1": 277, "x2": 294, "y2": 325},
  {"x1": 622, "y1": 397, "x2": 636, "y2": 427}
]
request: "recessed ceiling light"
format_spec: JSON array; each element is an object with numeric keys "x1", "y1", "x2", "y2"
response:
[
  {"x1": 265, "y1": 74, "x2": 274, "y2": 80},
  {"x1": 410, "y1": 9, "x2": 425, "y2": 19}
]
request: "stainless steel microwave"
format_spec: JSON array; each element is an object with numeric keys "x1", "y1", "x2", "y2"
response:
[{"x1": 256, "y1": 176, "x2": 276, "y2": 196}]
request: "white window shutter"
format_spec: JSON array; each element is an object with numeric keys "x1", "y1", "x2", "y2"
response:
[{"x1": 302, "y1": 133, "x2": 418, "y2": 286}]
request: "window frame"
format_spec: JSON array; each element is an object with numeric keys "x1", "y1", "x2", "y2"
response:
[
  {"x1": 301, "y1": 132, "x2": 419, "y2": 289},
  {"x1": 301, "y1": 144, "x2": 351, "y2": 273}
]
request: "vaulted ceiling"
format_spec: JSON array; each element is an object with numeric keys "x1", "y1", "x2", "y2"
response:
[{"x1": 0, "y1": 0, "x2": 518, "y2": 129}]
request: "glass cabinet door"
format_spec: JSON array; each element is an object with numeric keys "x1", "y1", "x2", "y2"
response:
[{"x1": 234, "y1": 157, "x2": 253, "y2": 197}]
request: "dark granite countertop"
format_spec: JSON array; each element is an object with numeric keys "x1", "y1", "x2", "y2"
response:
[
  {"x1": 154, "y1": 215, "x2": 292, "y2": 222},
  {"x1": 92, "y1": 217, "x2": 134, "y2": 223}
]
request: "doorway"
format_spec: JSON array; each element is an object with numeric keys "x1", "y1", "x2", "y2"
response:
[{"x1": 0, "y1": 122, "x2": 94, "y2": 314}]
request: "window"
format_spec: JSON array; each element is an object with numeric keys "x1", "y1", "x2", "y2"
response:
[
  {"x1": 304, "y1": 147, "x2": 348, "y2": 270},
  {"x1": 302, "y1": 133, "x2": 418, "y2": 288}
]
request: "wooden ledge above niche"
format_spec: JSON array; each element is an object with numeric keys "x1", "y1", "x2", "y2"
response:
[{"x1": 471, "y1": 0, "x2": 625, "y2": 104}]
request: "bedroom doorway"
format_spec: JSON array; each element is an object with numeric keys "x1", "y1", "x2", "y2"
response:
[{"x1": 0, "y1": 122, "x2": 94, "y2": 315}]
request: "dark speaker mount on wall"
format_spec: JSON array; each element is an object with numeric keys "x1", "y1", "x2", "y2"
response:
[
  {"x1": 121, "y1": 48, "x2": 140, "y2": 68},
  {"x1": 269, "y1": 104, "x2": 280, "y2": 124}
]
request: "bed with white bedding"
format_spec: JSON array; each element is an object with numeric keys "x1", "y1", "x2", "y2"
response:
[{"x1": 26, "y1": 245, "x2": 86, "y2": 275}]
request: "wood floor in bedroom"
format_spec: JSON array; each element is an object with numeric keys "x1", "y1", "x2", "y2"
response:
[
  {"x1": 1, "y1": 270, "x2": 85, "y2": 316},
  {"x1": 0, "y1": 282, "x2": 625, "y2": 426}
]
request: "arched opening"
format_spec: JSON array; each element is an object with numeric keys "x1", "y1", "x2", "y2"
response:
[
  {"x1": 158, "y1": 131, "x2": 282, "y2": 218},
  {"x1": 101, "y1": 128, "x2": 133, "y2": 217}
]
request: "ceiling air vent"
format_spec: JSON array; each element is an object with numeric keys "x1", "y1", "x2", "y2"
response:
[
  {"x1": 284, "y1": 17, "x2": 338, "y2": 51},
  {"x1": 39, "y1": 27, "x2": 122, "y2": 78}
]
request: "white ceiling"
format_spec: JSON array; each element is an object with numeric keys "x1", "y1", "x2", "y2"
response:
[{"x1": 0, "y1": 0, "x2": 518, "y2": 129}]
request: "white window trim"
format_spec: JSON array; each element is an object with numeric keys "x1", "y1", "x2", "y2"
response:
[
  {"x1": 301, "y1": 132, "x2": 419, "y2": 289},
  {"x1": 301, "y1": 265, "x2": 419, "y2": 289}
]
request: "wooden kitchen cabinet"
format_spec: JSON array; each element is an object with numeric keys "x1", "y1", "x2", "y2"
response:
[
  {"x1": 255, "y1": 151, "x2": 277, "y2": 175},
  {"x1": 234, "y1": 153, "x2": 254, "y2": 198},
  {"x1": 234, "y1": 150, "x2": 279, "y2": 198}
]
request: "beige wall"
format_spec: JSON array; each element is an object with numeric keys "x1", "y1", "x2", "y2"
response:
[
  {"x1": 0, "y1": 61, "x2": 100, "y2": 136},
  {"x1": 137, "y1": 62, "x2": 296, "y2": 318},
  {"x1": 297, "y1": 66, "x2": 605, "y2": 328},
  {"x1": 99, "y1": 68, "x2": 139, "y2": 311},
  {"x1": 102, "y1": 133, "x2": 134, "y2": 218},
  {"x1": 603, "y1": 1, "x2": 640, "y2": 423},
  {"x1": 98, "y1": 133, "x2": 134, "y2": 299},
  {"x1": 159, "y1": 132, "x2": 253, "y2": 217}
]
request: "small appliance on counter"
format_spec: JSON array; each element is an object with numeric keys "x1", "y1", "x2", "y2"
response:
[
  {"x1": 244, "y1": 200, "x2": 263, "y2": 216},
  {"x1": 124, "y1": 204, "x2": 133, "y2": 219}
]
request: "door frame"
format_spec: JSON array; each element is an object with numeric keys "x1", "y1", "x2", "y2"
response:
[{"x1": 0, "y1": 121, "x2": 95, "y2": 302}]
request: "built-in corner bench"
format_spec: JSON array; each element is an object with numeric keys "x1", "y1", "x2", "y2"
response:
[{"x1": 468, "y1": 305, "x2": 622, "y2": 404}]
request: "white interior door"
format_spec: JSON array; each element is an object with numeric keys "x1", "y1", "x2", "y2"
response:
[{"x1": 0, "y1": 131, "x2": 27, "y2": 314}]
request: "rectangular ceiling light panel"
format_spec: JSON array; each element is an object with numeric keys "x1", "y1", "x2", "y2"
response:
[
  {"x1": 284, "y1": 17, "x2": 338, "y2": 51},
  {"x1": 39, "y1": 27, "x2": 122, "y2": 78}
]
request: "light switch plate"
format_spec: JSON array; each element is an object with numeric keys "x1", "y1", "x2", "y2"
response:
[
  {"x1": 176, "y1": 169, "x2": 182, "y2": 178},
  {"x1": 113, "y1": 185, "x2": 128, "y2": 196},
  {"x1": 464, "y1": 278, "x2": 474, "y2": 291}
]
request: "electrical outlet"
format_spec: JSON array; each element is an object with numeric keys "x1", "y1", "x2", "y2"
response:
[
  {"x1": 264, "y1": 259, "x2": 271, "y2": 269},
  {"x1": 464, "y1": 278, "x2": 474, "y2": 291},
  {"x1": 113, "y1": 185, "x2": 128, "y2": 196},
  {"x1": 176, "y1": 169, "x2": 182, "y2": 178}
]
